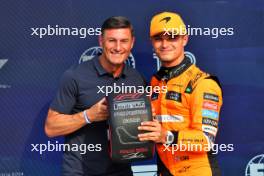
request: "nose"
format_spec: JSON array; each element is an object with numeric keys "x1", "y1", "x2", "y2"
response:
[
  {"x1": 114, "y1": 41, "x2": 121, "y2": 52},
  {"x1": 161, "y1": 39, "x2": 169, "y2": 48}
]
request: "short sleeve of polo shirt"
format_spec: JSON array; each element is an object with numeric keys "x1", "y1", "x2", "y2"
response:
[{"x1": 50, "y1": 70, "x2": 78, "y2": 114}]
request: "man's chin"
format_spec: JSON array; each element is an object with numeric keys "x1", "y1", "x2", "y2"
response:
[
  {"x1": 109, "y1": 59, "x2": 126, "y2": 66},
  {"x1": 159, "y1": 57, "x2": 174, "y2": 62},
  {"x1": 109, "y1": 57, "x2": 127, "y2": 64}
]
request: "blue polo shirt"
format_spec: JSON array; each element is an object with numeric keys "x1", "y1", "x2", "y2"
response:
[{"x1": 50, "y1": 56, "x2": 145, "y2": 176}]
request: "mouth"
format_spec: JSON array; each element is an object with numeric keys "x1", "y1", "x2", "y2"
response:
[
  {"x1": 111, "y1": 52, "x2": 124, "y2": 55},
  {"x1": 111, "y1": 54, "x2": 124, "y2": 58},
  {"x1": 160, "y1": 50, "x2": 172, "y2": 54}
]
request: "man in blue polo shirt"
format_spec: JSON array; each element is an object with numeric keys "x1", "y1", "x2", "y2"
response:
[{"x1": 44, "y1": 16, "x2": 145, "y2": 176}]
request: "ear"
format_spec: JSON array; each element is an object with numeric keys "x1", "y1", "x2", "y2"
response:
[
  {"x1": 98, "y1": 35, "x2": 103, "y2": 47},
  {"x1": 130, "y1": 36, "x2": 135, "y2": 49},
  {"x1": 182, "y1": 35, "x2": 189, "y2": 46}
]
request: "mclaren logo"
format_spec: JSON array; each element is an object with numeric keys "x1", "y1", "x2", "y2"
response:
[
  {"x1": 160, "y1": 17, "x2": 171, "y2": 23},
  {"x1": 79, "y1": 46, "x2": 136, "y2": 68},
  {"x1": 0, "y1": 59, "x2": 8, "y2": 70}
]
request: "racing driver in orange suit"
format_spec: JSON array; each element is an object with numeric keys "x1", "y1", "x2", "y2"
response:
[{"x1": 138, "y1": 12, "x2": 223, "y2": 176}]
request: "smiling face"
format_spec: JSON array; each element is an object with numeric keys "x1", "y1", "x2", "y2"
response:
[
  {"x1": 99, "y1": 28, "x2": 134, "y2": 66},
  {"x1": 151, "y1": 34, "x2": 188, "y2": 67}
]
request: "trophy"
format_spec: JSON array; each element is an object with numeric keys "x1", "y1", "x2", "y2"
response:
[{"x1": 107, "y1": 92, "x2": 154, "y2": 162}]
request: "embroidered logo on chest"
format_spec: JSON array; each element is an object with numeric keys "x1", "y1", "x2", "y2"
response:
[{"x1": 165, "y1": 91, "x2": 182, "y2": 102}]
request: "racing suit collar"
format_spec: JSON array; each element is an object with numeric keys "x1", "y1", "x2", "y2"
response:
[{"x1": 155, "y1": 56, "x2": 192, "y2": 81}]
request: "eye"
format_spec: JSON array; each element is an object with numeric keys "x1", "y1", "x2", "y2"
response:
[
  {"x1": 121, "y1": 39, "x2": 129, "y2": 43},
  {"x1": 153, "y1": 36, "x2": 162, "y2": 41},
  {"x1": 108, "y1": 39, "x2": 116, "y2": 42},
  {"x1": 168, "y1": 35, "x2": 179, "y2": 41}
]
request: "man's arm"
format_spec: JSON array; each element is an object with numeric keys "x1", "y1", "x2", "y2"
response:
[
  {"x1": 173, "y1": 78, "x2": 222, "y2": 151},
  {"x1": 45, "y1": 109, "x2": 86, "y2": 138},
  {"x1": 45, "y1": 98, "x2": 109, "y2": 137}
]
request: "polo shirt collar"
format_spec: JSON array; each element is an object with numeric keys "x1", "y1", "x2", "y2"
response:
[
  {"x1": 93, "y1": 56, "x2": 107, "y2": 76},
  {"x1": 93, "y1": 56, "x2": 127, "y2": 78}
]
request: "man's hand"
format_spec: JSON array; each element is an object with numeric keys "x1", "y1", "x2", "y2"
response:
[
  {"x1": 86, "y1": 97, "x2": 109, "y2": 122},
  {"x1": 138, "y1": 119, "x2": 167, "y2": 144},
  {"x1": 45, "y1": 97, "x2": 109, "y2": 137}
]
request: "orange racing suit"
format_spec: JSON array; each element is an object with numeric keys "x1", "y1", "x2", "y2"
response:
[{"x1": 151, "y1": 57, "x2": 223, "y2": 176}]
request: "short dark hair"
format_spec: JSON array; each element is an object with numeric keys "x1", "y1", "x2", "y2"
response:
[{"x1": 101, "y1": 16, "x2": 134, "y2": 36}]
